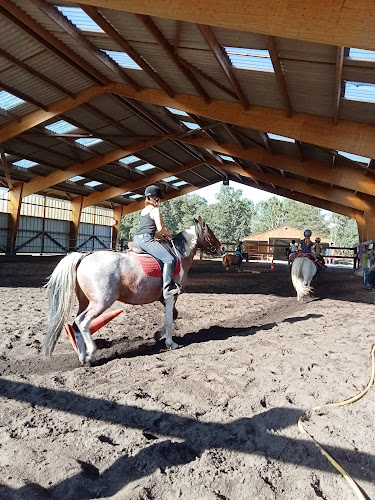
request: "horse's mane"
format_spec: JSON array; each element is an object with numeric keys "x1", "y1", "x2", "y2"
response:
[{"x1": 172, "y1": 225, "x2": 197, "y2": 258}]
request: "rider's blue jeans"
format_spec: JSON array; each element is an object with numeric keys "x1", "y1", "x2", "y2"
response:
[{"x1": 133, "y1": 233, "x2": 175, "y2": 265}]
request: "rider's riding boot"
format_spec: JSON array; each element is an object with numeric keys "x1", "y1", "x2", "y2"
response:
[{"x1": 162, "y1": 263, "x2": 180, "y2": 299}]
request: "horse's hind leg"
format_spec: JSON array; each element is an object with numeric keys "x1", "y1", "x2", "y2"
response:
[
  {"x1": 164, "y1": 297, "x2": 179, "y2": 350},
  {"x1": 75, "y1": 299, "x2": 114, "y2": 364}
]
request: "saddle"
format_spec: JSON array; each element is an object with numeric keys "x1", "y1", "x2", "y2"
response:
[
  {"x1": 128, "y1": 241, "x2": 180, "y2": 278},
  {"x1": 296, "y1": 252, "x2": 325, "y2": 269}
]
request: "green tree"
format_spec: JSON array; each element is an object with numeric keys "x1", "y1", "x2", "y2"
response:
[
  {"x1": 283, "y1": 199, "x2": 330, "y2": 237},
  {"x1": 327, "y1": 213, "x2": 359, "y2": 250},
  {"x1": 203, "y1": 185, "x2": 255, "y2": 242},
  {"x1": 251, "y1": 197, "x2": 287, "y2": 234}
]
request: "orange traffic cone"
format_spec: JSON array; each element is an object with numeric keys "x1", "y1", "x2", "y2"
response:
[
  {"x1": 64, "y1": 308, "x2": 124, "y2": 352},
  {"x1": 270, "y1": 259, "x2": 275, "y2": 270}
]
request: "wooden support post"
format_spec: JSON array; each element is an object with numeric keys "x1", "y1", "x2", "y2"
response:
[
  {"x1": 112, "y1": 205, "x2": 123, "y2": 250},
  {"x1": 354, "y1": 212, "x2": 367, "y2": 243},
  {"x1": 70, "y1": 196, "x2": 83, "y2": 251},
  {"x1": 7, "y1": 183, "x2": 23, "y2": 254},
  {"x1": 363, "y1": 207, "x2": 375, "y2": 243}
]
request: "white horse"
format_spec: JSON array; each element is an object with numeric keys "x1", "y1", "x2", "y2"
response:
[{"x1": 291, "y1": 257, "x2": 317, "y2": 301}]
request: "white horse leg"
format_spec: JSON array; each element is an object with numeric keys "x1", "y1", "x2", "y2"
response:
[
  {"x1": 164, "y1": 297, "x2": 179, "y2": 350},
  {"x1": 75, "y1": 301, "x2": 113, "y2": 364},
  {"x1": 72, "y1": 323, "x2": 86, "y2": 364}
]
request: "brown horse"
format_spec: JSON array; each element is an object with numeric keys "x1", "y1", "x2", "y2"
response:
[
  {"x1": 222, "y1": 254, "x2": 242, "y2": 272},
  {"x1": 42, "y1": 217, "x2": 221, "y2": 365}
]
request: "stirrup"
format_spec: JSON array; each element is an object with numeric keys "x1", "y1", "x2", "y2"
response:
[{"x1": 163, "y1": 283, "x2": 181, "y2": 298}]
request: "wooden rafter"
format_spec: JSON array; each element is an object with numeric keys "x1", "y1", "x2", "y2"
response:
[
  {"x1": 0, "y1": 144, "x2": 13, "y2": 189},
  {"x1": 22, "y1": 136, "x2": 172, "y2": 197},
  {"x1": 179, "y1": 137, "x2": 375, "y2": 198},
  {"x1": 237, "y1": 176, "x2": 364, "y2": 220},
  {"x1": 222, "y1": 124, "x2": 247, "y2": 150},
  {"x1": 80, "y1": 5, "x2": 174, "y2": 97},
  {"x1": 219, "y1": 161, "x2": 372, "y2": 212},
  {"x1": 0, "y1": 80, "x2": 47, "y2": 111},
  {"x1": 197, "y1": 24, "x2": 249, "y2": 110},
  {"x1": 135, "y1": 14, "x2": 211, "y2": 103},
  {"x1": 179, "y1": 58, "x2": 238, "y2": 100},
  {"x1": 80, "y1": 159, "x2": 205, "y2": 207},
  {"x1": 108, "y1": 83, "x2": 375, "y2": 158},
  {"x1": 265, "y1": 35, "x2": 292, "y2": 117},
  {"x1": 0, "y1": 0, "x2": 108, "y2": 85},
  {"x1": 333, "y1": 47, "x2": 345, "y2": 125},
  {"x1": 65, "y1": 1, "x2": 375, "y2": 53},
  {"x1": 259, "y1": 132, "x2": 272, "y2": 153},
  {"x1": 30, "y1": 0, "x2": 141, "y2": 91}
]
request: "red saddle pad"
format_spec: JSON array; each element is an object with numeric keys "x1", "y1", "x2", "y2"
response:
[{"x1": 134, "y1": 254, "x2": 181, "y2": 278}]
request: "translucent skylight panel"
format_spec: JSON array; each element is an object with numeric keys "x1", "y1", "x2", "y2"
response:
[
  {"x1": 129, "y1": 193, "x2": 143, "y2": 199},
  {"x1": 135, "y1": 163, "x2": 156, "y2": 171},
  {"x1": 119, "y1": 155, "x2": 141, "y2": 164},
  {"x1": 68, "y1": 176, "x2": 85, "y2": 182},
  {"x1": 166, "y1": 107, "x2": 189, "y2": 117},
  {"x1": 56, "y1": 6, "x2": 104, "y2": 32},
  {"x1": 162, "y1": 175, "x2": 179, "y2": 182},
  {"x1": 13, "y1": 159, "x2": 38, "y2": 169},
  {"x1": 219, "y1": 154, "x2": 235, "y2": 162},
  {"x1": 338, "y1": 151, "x2": 370, "y2": 164},
  {"x1": 348, "y1": 48, "x2": 375, "y2": 61},
  {"x1": 224, "y1": 47, "x2": 274, "y2": 72},
  {"x1": 268, "y1": 133, "x2": 295, "y2": 143},
  {"x1": 45, "y1": 120, "x2": 77, "y2": 134},
  {"x1": 182, "y1": 121, "x2": 201, "y2": 130},
  {"x1": 75, "y1": 137, "x2": 103, "y2": 146},
  {"x1": 0, "y1": 90, "x2": 25, "y2": 110},
  {"x1": 173, "y1": 181, "x2": 188, "y2": 187},
  {"x1": 102, "y1": 50, "x2": 142, "y2": 70},
  {"x1": 85, "y1": 180, "x2": 102, "y2": 187},
  {"x1": 344, "y1": 81, "x2": 375, "y2": 103}
]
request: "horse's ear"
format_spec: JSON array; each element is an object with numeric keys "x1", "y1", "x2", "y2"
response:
[
  {"x1": 194, "y1": 218, "x2": 198, "y2": 223},
  {"x1": 198, "y1": 216, "x2": 205, "y2": 226}
]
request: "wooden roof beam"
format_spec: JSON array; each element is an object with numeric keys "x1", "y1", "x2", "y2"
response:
[
  {"x1": 80, "y1": 159, "x2": 205, "y2": 207},
  {"x1": 237, "y1": 176, "x2": 364, "y2": 220},
  {"x1": 0, "y1": 0, "x2": 108, "y2": 85},
  {"x1": 219, "y1": 161, "x2": 372, "y2": 212},
  {"x1": 180, "y1": 136, "x2": 375, "y2": 198},
  {"x1": 135, "y1": 14, "x2": 211, "y2": 103},
  {"x1": 80, "y1": 5, "x2": 174, "y2": 97},
  {"x1": 108, "y1": 82, "x2": 375, "y2": 158},
  {"x1": 30, "y1": 0, "x2": 140, "y2": 91},
  {"x1": 197, "y1": 24, "x2": 249, "y2": 110},
  {"x1": 67, "y1": 1, "x2": 375, "y2": 53},
  {"x1": 21, "y1": 136, "x2": 172, "y2": 198},
  {"x1": 0, "y1": 85, "x2": 107, "y2": 143},
  {"x1": 333, "y1": 47, "x2": 344, "y2": 125},
  {"x1": 265, "y1": 35, "x2": 292, "y2": 117}
]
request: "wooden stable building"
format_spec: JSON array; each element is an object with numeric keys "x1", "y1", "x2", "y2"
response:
[
  {"x1": 0, "y1": 1, "x2": 374, "y2": 253},
  {"x1": 242, "y1": 226, "x2": 331, "y2": 260}
]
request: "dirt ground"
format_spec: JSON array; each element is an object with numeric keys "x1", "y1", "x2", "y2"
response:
[{"x1": 0, "y1": 257, "x2": 374, "y2": 500}]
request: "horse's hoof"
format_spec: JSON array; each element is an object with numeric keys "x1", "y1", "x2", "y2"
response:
[{"x1": 166, "y1": 342, "x2": 180, "y2": 350}]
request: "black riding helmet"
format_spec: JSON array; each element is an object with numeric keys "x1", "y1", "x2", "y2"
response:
[{"x1": 145, "y1": 185, "x2": 163, "y2": 199}]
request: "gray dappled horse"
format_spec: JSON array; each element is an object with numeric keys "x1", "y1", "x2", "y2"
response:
[
  {"x1": 291, "y1": 256, "x2": 318, "y2": 301},
  {"x1": 42, "y1": 217, "x2": 221, "y2": 365}
]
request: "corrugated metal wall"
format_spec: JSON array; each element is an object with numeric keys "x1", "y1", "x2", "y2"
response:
[{"x1": 0, "y1": 190, "x2": 115, "y2": 254}]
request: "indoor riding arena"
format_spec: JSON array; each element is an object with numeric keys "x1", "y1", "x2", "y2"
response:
[{"x1": 1, "y1": 2, "x2": 375, "y2": 499}]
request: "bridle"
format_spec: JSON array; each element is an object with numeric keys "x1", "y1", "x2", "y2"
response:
[{"x1": 197, "y1": 224, "x2": 218, "y2": 254}]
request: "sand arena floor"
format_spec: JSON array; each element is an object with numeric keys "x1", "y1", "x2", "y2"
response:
[{"x1": 0, "y1": 257, "x2": 374, "y2": 500}]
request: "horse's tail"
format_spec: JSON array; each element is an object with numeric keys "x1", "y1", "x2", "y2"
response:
[
  {"x1": 41, "y1": 252, "x2": 85, "y2": 359},
  {"x1": 291, "y1": 258, "x2": 312, "y2": 301}
]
